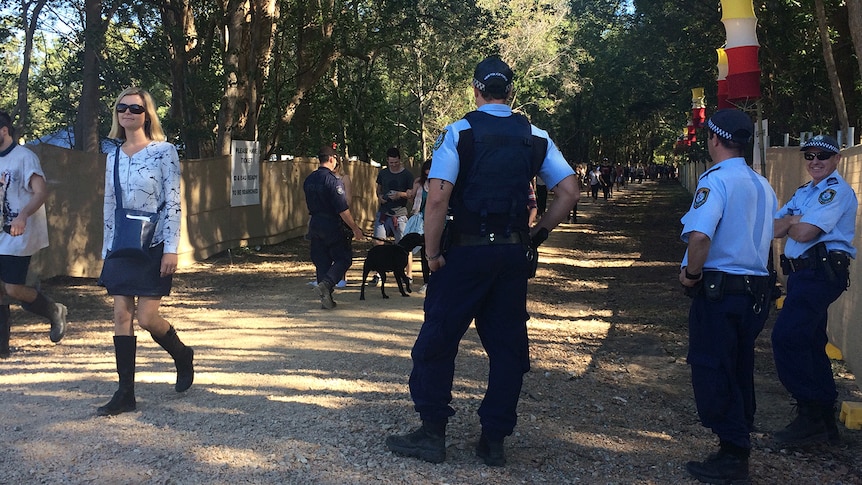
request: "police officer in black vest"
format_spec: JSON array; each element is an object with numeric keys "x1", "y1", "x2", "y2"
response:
[
  {"x1": 303, "y1": 145, "x2": 364, "y2": 309},
  {"x1": 386, "y1": 56, "x2": 579, "y2": 466}
]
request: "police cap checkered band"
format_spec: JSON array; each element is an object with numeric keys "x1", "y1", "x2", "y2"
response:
[
  {"x1": 473, "y1": 56, "x2": 514, "y2": 96},
  {"x1": 800, "y1": 134, "x2": 840, "y2": 154},
  {"x1": 707, "y1": 109, "x2": 753, "y2": 144}
]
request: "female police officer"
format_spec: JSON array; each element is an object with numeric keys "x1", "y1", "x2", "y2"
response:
[{"x1": 771, "y1": 134, "x2": 857, "y2": 447}]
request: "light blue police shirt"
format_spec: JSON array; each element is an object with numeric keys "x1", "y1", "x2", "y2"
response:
[
  {"x1": 428, "y1": 103, "x2": 574, "y2": 189},
  {"x1": 680, "y1": 157, "x2": 778, "y2": 275},
  {"x1": 775, "y1": 169, "x2": 857, "y2": 259}
]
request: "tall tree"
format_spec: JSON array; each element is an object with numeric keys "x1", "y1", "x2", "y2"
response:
[
  {"x1": 74, "y1": 0, "x2": 119, "y2": 152},
  {"x1": 814, "y1": 0, "x2": 850, "y2": 138},
  {"x1": 12, "y1": 0, "x2": 47, "y2": 132},
  {"x1": 215, "y1": 0, "x2": 277, "y2": 156},
  {"x1": 848, "y1": 0, "x2": 862, "y2": 83}
]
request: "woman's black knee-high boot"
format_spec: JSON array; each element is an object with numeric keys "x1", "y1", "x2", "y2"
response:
[
  {"x1": 151, "y1": 325, "x2": 194, "y2": 392},
  {"x1": 97, "y1": 336, "x2": 137, "y2": 416}
]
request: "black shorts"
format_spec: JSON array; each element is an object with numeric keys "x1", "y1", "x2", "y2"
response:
[
  {"x1": 99, "y1": 244, "x2": 172, "y2": 297},
  {"x1": 0, "y1": 255, "x2": 32, "y2": 285}
]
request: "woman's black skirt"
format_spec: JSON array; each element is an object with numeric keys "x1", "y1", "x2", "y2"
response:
[{"x1": 99, "y1": 243, "x2": 173, "y2": 297}]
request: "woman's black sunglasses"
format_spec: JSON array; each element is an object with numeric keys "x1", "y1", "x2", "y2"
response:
[
  {"x1": 116, "y1": 103, "x2": 145, "y2": 114},
  {"x1": 803, "y1": 151, "x2": 834, "y2": 161}
]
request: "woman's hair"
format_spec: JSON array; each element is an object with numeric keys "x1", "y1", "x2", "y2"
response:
[
  {"x1": 108, "y1": 86, "x2": 166, "y2": 141},
  {"x1": 418, "y1": 159, "x2": 432, "y2": 186}
]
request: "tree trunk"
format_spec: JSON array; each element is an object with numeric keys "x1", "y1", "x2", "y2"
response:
[
  {"x1": 13, "y1": 0, "x2": 48, "y2": 134},
  {"x1": 160, "y1": 0, "x2": 196, "y2": 156},
  {"x1": 814, "y1": 0, "x2": 850, "y2": 141},
  {"x1": 214, "y1": 0, "x2": 277, "y2": 156},
  {"x1": 216, "y1": 0, "x2": 246, "y2": 156},
  {"x1": 847, "y1": 0, "x2": 862, "y2": 99},
  {"x1": 74, "y1": 0, "x2": 116, "y2": 153}
]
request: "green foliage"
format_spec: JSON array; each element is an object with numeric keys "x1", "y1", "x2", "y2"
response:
[{"x1": 3, "y1": 0, "x2": 860, "y2": 162}]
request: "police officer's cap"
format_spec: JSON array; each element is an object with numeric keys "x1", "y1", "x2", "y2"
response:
[
  {"x1": 800, "y1": 134, "x2": 840, "y2": 154},
  {"x1": 318, "y1": 145, "x2": 336, "y2": 160},
  {"x1": 707, "y1": 109, "x2": 753, "y2": 145},
  {"x1": 473, "y1": 56, "x2": 514, "y2": 97}
]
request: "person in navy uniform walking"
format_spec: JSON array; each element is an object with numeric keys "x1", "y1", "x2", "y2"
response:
[
  {"x1": 385, "y1": 56, "x2": 579, "y2": 466},
  {"x1": 304, "y1": 145, "x2": 364, "y2": 309},
  {"x1": 771, "y1": 134, "x2": 857, "y2": 447},
  {"x1": 678, "y1": 109, "x2": 778, "y2": 484}
]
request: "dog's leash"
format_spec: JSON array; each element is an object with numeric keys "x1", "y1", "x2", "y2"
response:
[{"x1": 363, "y1": 233, "x2": 395, "y2": 244}]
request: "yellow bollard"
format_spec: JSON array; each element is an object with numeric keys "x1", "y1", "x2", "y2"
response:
[
  {"x1": 825, "y1": 342, "x2": 843, "y2": 360},
  {"x1": 839, "y1": 401, "x2": 862, "y2": 430}
]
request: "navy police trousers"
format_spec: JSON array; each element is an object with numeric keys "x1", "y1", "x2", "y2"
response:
[
  {"x1": 772, "y1": 267, "x2": 846, "y2": 405},
  {"x1": 409, "y1": 243, "x2": 531, "y2": 440},
  {"x1": 687, "y1": 292, "x2": 767, "y2": 449}
]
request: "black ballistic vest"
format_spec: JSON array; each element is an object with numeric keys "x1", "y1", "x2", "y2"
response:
[{"x1": 452, "y1": 110, "x2": 546, "y2": 236}]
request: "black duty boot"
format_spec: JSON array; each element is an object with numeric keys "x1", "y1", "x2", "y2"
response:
[
  {"x1": 820, "y1": 402, "x2": 841, "y2": 445},
  {"x1": 0, "y1": 305, "x2": 10, "y2": 358},
  {"x1": 476, "y1": 433, "x2": 506, "y2": 467},
  {"x1": 97, "y1": 336, "x2": 137, "y2": 416},
  {"x1": 385, "y1": 421, "x2": 446, "y2": 463},
  {"x1": 151, "y1": 325, "x2": 194, "y2": 392},
  {"x1": 317, "y1": 280, "x2": 336, "y2": 309},
  {"x1": 685, "y1": 445, "x2": 749, "y2": 484},
  {"x1": 772, "y1": 401, "x2": 827, "y2": 447},
  {"x1": 21, "y1": 292, "x2": 68, "y2": 343}
]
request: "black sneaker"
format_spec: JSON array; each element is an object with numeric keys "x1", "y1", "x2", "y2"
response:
[
  {"x1": 685, "y1": 450, "x2": 749, "y2": 484},
  {"x1": 476, "y1": 435, "x2": 506, "y2": 466},
  {"x1": 385, "y1": 426, "x2": 445, "y2": 463}
]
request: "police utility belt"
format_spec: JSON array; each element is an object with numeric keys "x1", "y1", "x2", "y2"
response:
[
  {"x1": 686, "y1": 271, "x2": 772, "y2": 314},
  {"x1": 779, "y1": 242, "x2": 851, "y2": 276},
  {"x1": 451, "y1": 231, "x2": 530, "y2": 247}
]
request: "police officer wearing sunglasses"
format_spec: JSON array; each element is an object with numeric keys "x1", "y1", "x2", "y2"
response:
[
  {"x1": 678, "y1": 109, "x2": 778, "y2": 484},
  {"x1": 771, "y1": 134, "x2": 857, "y2": 447}
]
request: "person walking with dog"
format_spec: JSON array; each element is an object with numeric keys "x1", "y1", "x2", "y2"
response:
[
  {"x1": 678, "y1": 109, "x2": 777, "y2": 483},
  {"x1": 96, "y1": 87, "x2": 194, "y2": 415},
  {"x1": 771, "y1": 134, "x2": 857, "y2": 447},
  {"x1": 385, "y1": 56, "x2": 579, "y2": 466},
  {"x1": 371, "y1": 147, "x2": 414, "y2": 285},
  {"x1": 0, "y1": 110, "x2": 69, "y2": 359},
  {"x1": 304, "y1": 145, "x2": 364, "y2": 309}
]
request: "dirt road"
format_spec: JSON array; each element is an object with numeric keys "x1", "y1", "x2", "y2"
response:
[{"x1": 1, "y1": 179, "x2": 859, "y2": 484}]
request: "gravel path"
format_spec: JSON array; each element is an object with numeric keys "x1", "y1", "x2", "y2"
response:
[{"x1": 1, "y1": 179, "x2": 860, "y2": 484}]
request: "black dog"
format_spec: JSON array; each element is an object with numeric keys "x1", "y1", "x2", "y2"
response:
[{"x1": 360, "y1": 232, "x2": 424, "y2": 300}]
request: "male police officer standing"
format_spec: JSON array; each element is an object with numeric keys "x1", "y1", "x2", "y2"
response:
[
  {"x1": 303, "y1": 145, "x2": 364, "y2": 309},
  {"x1": 771, "y1": 134, "x2": 857, "y2": 447},
  {"x1": 385, "y1": 56, "x2": 579, "y2": 466},
  {"x1": 678, "y1": 109, "x2": 777, "y2": 484}
]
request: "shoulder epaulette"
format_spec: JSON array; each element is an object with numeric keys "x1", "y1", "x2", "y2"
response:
[
  {"x1": 798, "y1": 181, "x2": 811, "y2": 189},
  {"x1": 827, "y1": 177, "x2": 839, "y2": 186},
  {"x1": 699, "y1": 166, "x2": 721, "y2": 180}
]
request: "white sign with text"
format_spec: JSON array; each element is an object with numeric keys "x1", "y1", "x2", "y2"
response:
[{"x1": 230, "y1": 140, "x2": 260, "y2": 207}]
